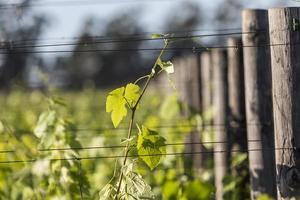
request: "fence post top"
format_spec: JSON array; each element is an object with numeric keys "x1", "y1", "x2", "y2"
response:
[
  {"x1": 242, "y1": 9, "x2": 267, "y2": 14},
  {"x1": 227, "y1": 37, "x2": 242, "y2": 44},
  {"x1": 268, "y1": 7, "x2": 300, "y2": 12}
]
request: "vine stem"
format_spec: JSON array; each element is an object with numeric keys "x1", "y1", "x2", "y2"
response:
[{"x1": 114, "y1": 41, "x2": 168, "y2": 199}]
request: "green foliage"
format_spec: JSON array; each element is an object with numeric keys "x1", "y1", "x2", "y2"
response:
[
  {"x1": 161, "y1": 175, "x2": 213, "y2": 200},
  {"x1": 33, "y1": 99, "x2": 90, "y2": 199},
  {"x1": 0, "y1": 88, "x2": 218, "y2": 200},
  {"x1": 257, "y1": 194, "x2": 274, "y2": 200},
  {"x1": 137, "y1": 126, "x2": 166, "y2": 170},
  {"x1": 159, "y1": 94, "x2": 180, "y2": 120},
  {"x1": 223, "y1": 153, "x2": 250, "y2": 200},
  {"x1": 180, "y1": 180, "x2": 213, "y2": 200},
  {"x1": 106, "y1": 83, "x2": 140, "y2": 127},
  {"x1": 162, "y1": 181, "x2": 181, "y2": 199}
]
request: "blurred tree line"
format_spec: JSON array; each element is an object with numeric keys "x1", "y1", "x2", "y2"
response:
[{"x1": 0, "y1": 0, "x2": 244, "y2": 90}]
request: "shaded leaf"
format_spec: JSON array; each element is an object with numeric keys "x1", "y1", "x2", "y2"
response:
[{"x1": 137, "y1": 126, "x2": 166, "y2": 170}]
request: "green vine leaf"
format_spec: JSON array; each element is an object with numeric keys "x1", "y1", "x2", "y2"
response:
[
  {"x1": 106, "y1": 87, "x2": 127, "y2": 128},
  {"x1": 157, "y1": 58, "x2": 174, "y2": 74},
  {"x1": 124, "y1": 83, "x2": 140, "y2": 108},
  {"x1": 151, "y1": 33, "x2": 164, "y2": 39},
  {"x1": 121, "y1": 163, "x2": 154, "y2": 199},
  {"x1": 106, "y1": 83, "x2": 140, "y2": 128},
  {"x1": 162, "y1": 61, "x2": 174, "y2": 74},
  {"x1": 137, "y1": 126, "x2": 166, "y2": 170}
]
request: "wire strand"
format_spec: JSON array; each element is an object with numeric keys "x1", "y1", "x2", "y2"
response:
[
  {"x1": 12, "y1": 122, "x2": 269, "y2": 134},
  {"x1": 0, "y1": 147, "x2": 293, "y2": 164},
  {"x1": 7, "y1": 27, "x2": 242, "y2": 44},
  {"x1": 0, "y1": 31, "x2": 255, "y2": 49},
  {"x1": 0, "y1": 0, "x2": 186, "y2": 9},
  {"x1": 0, "y1": 42, "x2": 296, "y2": 54},
  {"x1": 0, "y1": 139, "x2": 263, "y2": 154}
]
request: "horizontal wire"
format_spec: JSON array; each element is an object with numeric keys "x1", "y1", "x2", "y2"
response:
[
  {"x1": 8, "y1": 28, "x2": 242, "y2": 44},
  {"x1": 0, "y1": 42, "x2": 296, "y2": 54},
  {"x1": 1, "y1": 31, "x2": 254, "y2": 49},
  {"x1": 11, "y1": 122, "x2": 269, "y2": 134},
  {"x1": 2, "y1": 27, "x2": 293, "y2": 47},
  {"x1": 0, "y1": 139, "x2": 262, "y2": 154},
  {"x1": 0, "y1": 0, "x2": 185, "y2": 9},
  {"x1": 0, "y1": 147, "x2": 294, "y2": 164}
]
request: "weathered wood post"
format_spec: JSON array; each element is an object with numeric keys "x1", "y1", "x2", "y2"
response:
[
  {"x1": 242, "y1": 9, "x2": 277, "y2": 199},
  {"x1": 227, "y1": 37, "x2": 247, "y2": 152},
  {"x1": 212, "y1": 49, "x2": 229, "y2": 200},
  {"x1": 185, "y1": 54, "x2": 203, "y2": 173},
  {"x1": 227, "y1": 36, "x2": 250, "y2": 199},
  {"x1": 269, "y1": 7, "x2": 300, "y2": 199},
  {"x1": 201, "y1": 52, "x2": 213, "y2": 123},
  {"x1": 199, "y1": 51, "x2": 213, "y2": 172},
  {"x1": 174, "y1": 55, "x2": 203, "y2": 176}
]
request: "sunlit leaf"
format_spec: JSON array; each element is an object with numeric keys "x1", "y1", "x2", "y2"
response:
[
  {"x1": 106, "y1": 84, "x2": 140, "y2": 128},
  {"x1": 124, "y1": 83, "x2": 140, "y2": 108},
  {"x1": 106, "y1": 87, "x2": 127, "y2": 128}
]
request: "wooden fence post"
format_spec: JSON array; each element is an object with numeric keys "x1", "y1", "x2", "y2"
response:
[
  {"x1": 212, "y1": 49, "x2": 229, "y2": 200},
  {"x1": 227, "y1": 37, "x2": 247, "y2": 152},
  {"x1": 269, "y1": 7, "x2": 300, "y2": 199},
  {"x1": 201, "y1": 52, "x2": 213, "y2": 126},
  {"x1": 174, "y1": 55, "x2": 203, "y2": 176},
  {"x1": 186, "y1": 54, "x2": 203, "y2": 173},
  {"x1": 242, "y1": 9, "x2": 277, "y2": 199},
  {"x1": 199, "y1": 51, "x2": 213, "y2": 173}
]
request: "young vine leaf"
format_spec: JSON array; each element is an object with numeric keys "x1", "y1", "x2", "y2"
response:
[
  {"x1": 151, "y1": 33, "x2": 164, "y2": 39},
  {"x1": 137, "y1": 126, "x2": 166, "y2": 170},
  {"x1": 106, "y1": 83, "x2": 140, "y2": 128},
  {"x1": 157, "y1": 58, "x2": 174, "y2": 74}
]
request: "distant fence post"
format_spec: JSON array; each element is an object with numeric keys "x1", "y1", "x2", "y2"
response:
[
  {"x1": 174, "y1": 55, "x2": 203, "y2": 176},
  {"x1": 200, "y1": 52, "x2": 213, "y2": 123},
  {"x1": 200, "y1": 51, "x2": 213, "y2": 169},
  {"x1": 242, "y1": 9, "x2": 277, "y2": 199},
  {"x1": 212, "y1": 49, "x2": 229, "y2": 200},
  {"x1": 227, "y1": 37, "x2": 247, "y2": 152},
  {"x1": 185, "y1": 54, "x2": 204, "y2": 173},
  {"x1": 269, "y1": 7, "x2": 300, "y2": 199}
]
